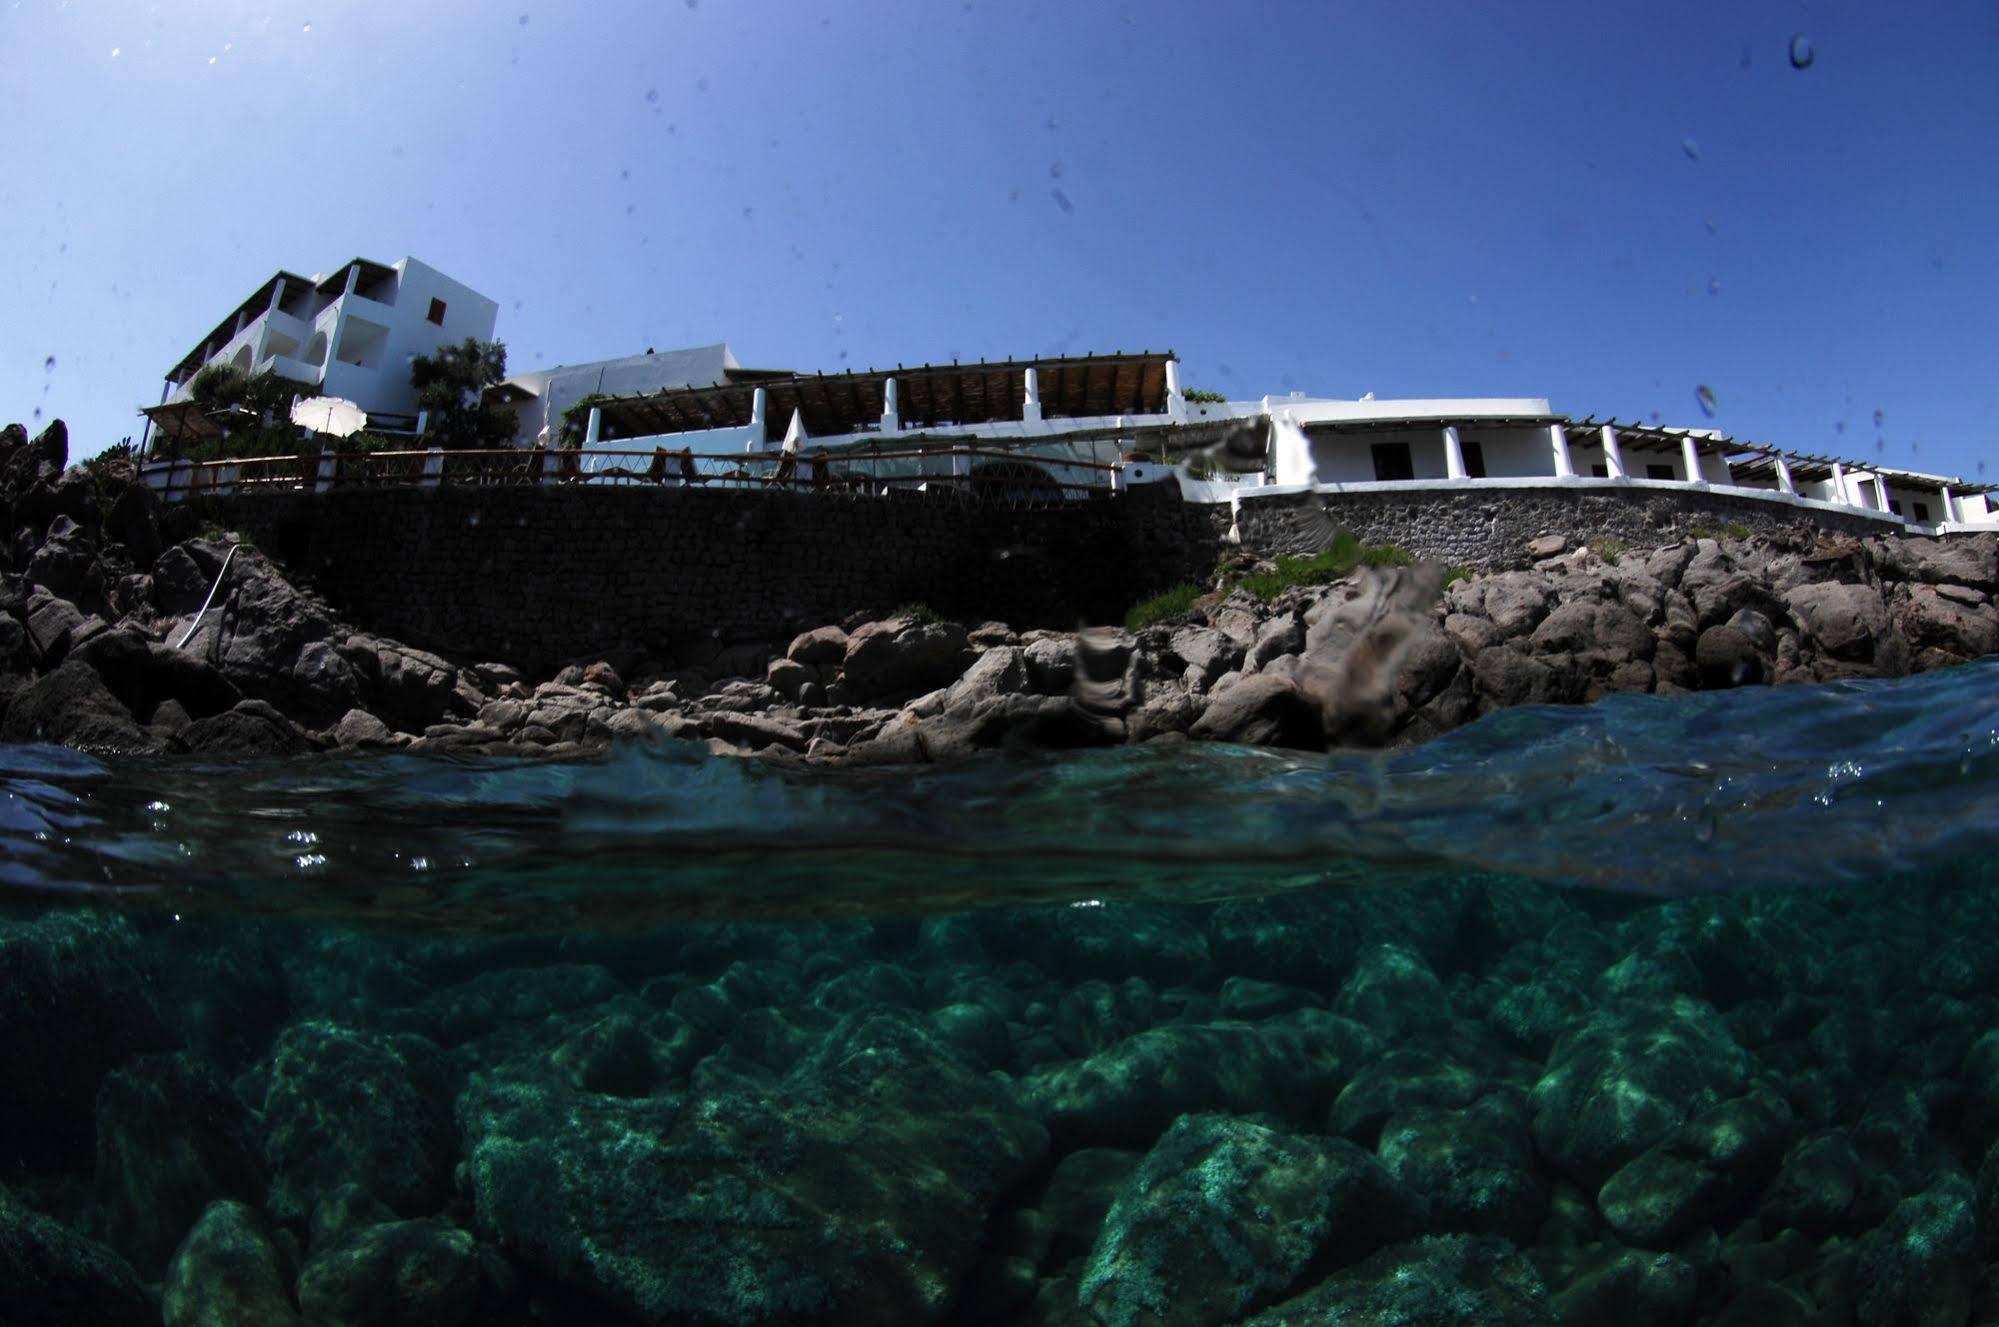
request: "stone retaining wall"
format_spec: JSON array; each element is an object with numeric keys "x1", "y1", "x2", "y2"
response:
[
  {"x1": 1233, "y1": 483, "x2": 1897, "y2": 569},
  {"x1": 202, "y1": 483, "x2": 1218, "y2": 668}
]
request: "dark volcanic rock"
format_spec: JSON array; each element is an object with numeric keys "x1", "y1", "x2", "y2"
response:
[
  {"x1": 173, "y1": 697, "x2": 314, "y2": 754},
  {"x1": 259, "y1": 1022, "x2": 459, "y2": 1224},
  {"x1": 162, "y1": 1199, "x2": 300, "y2": 1327},
  {"x1": 460, "y1": 1010, "x2": 1046, "y2": 1327},
  {"x1": 839, "y1": 617, "x2": 973, "y2": 700},
  {"x1": 0, "y1": 656, "x2": 150, "y2": 750},
  {"x1": 297, "y1": 1217, "x2": 510, "y2": 1327},
  {"x1": 1376, "y1": 1097, "x2": 1547, "y2": 1242},
  {"x1": 1186, "y1": 673, "x2": 1324, "y2": 749},
  {"x1": 1079, "y1": 1114, "x2": 1424, "y2": 1327},
  {"x1": 1238, "y1": 1234, "x2": 1560, "y2": 1327},
  {"x1": 0, "y1": 1184, "x2": 154, "y2": 1327}
]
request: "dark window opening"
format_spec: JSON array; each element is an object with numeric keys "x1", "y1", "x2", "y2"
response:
[
  {"x1": 1371, "y1": 442, "x2": 1414, "y2": 482},
  {"x1": 1462, "y1": 439, "x2": 1487, "y2": 479},
  {"x1": 1646, "y1": 463, "x2": 1676, "y2": 480},
  {"x1": 1889, "y1": 499, "x2": 1903, "y2": 515},
  {"x1": 1914, "y1": 501, "x2": 1931, "y2": 522},
  {"x1": 426, "y1": 297, "x2": 447, "y2": 325},
  {"x1": 1591, "y1": 463, "x2": 1609, "y2": 478}
]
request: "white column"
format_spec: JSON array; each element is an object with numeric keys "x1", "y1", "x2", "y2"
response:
[
  {"x1": 420, "y1": 448, "x2": 444, "y2": 489},
  {"x1": 1831, "y1": 461, "x2": 1850, "y2": 505},
  {"x1": 1873, "y1": 475, "x2": 1891, "y2": 512},
  {"x1": 342, "y1": 263, "x2": 360, "y2": 296},
  {"x1": 1442, "y1": 426, "x2": 1468, "y2": 480},
  {"x1": 1941, "y1": 485, "x2": 1958, "y2": 523},
  {"x1": 1549, "y1": 423, "x2": 1575, "y2": 478},
  {"x1": 1774, "y1": 456, "x2": 1796, "y2": 495},
  {"x1": 1599, "y1": 425, "x2": 1626, "y2": 478},
  {"x1": 1023, "y1": 367, "x2": 1043, "y2": 425},
  {"x1": 1165, "y1": 359, "x2": 1187, "y2": 422},
  {"x1": 415, "y1": 410, "x2": 430, "y2": 437},
  {"x1": 881, "y1": 377, "x2": 901, "y2": 433},
  {"x1": 315, "y1": 445, "x2": 336, "y2": 493},
  {"x1": 583, "y1": 407, "x2": 602, "y2": 447},
  {"x1": 750, "y1": 386, "x2": 767, "y2": 445},
  {"x1": 1681, "y1": 435, "x2": 1704, "y2": 484}
]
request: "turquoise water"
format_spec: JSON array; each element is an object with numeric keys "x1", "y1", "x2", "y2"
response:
[{"x1": 3, "y1": 662, "x2": 1998, "y2": 1323}]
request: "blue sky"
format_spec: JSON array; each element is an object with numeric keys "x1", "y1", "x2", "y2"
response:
[{"x1": 5, "y1": 0, "x2": 1995, "y2": 481}]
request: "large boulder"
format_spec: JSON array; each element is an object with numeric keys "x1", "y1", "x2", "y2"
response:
[
  {"x1": 1783, "y1": 581, "x2": 1890, "y2": 663},
  {"x1": 0, "y1": 1185, "x2": 155, "y2": 1327},
  {"x1": 460, "y1": 1010, "x2": 1046, "y2": 1327},
  {"x1": 1187, "y1": 673, "x2": 1323, "y2": 750},
  {"x1": 0, "y1": 657, "x2": 150, "y2": 751},
  {"x1": 1079, "y1": 1114, "x2": 1424, "y2": 1327},
  {"x1": 1236, "y1": 1234, "x2": 1559, "y2": 1327},
  {"x1": 1375, "y1": 1097, "x2": 1546, "y2": 1242},
  {"x1": 839, "y1": 617, "x2": 974, "y2": 700},
  {"x1": 70, "y1": 626, "x2": 242, "y2": 721},
  {"x1": 161, "y1": 1199, "x2": 299, "y2": 1327},
  {"x1": 296, "y1": 1217, "x2": 511, "y2": 1327}
]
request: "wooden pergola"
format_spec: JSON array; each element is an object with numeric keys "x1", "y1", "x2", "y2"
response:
[{"x1": 593, "y1": 352, "x2": 1175, "y2": 444}]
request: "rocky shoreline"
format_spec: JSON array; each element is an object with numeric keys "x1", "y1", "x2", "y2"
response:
[{"x1": 4, "y1": 418, "x2": 1997, "y2": 765}]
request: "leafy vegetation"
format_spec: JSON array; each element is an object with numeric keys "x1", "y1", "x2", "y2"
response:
[
  {"x1": 409, "y1": 337, "x2": 518, "y2": 449},
  {"x1": 1587, "y1": 535, "x2": 1626, "y2": 565},
  {"x1": 1182, "y1": 388, "x2": 1228, "y2": 404},
  {"x1": 560, "y1": 392, "x2": 610, "y2": 447},
  {"x1": 1690, "y1": 521, "x2": 1753, "y2": 542},
  {"x1": 1233, "y1": 529, "x2": 1414, "y2": 601},
  {"x1": 891, "y1": 602, "x2": 943, "y2": 624},
  {"x1": 1441, "y1": 565, "x2": 1473, "y2": 588},
  {"x1": 1124, "y1": 583, "x2": 1203, "y2": 630}
]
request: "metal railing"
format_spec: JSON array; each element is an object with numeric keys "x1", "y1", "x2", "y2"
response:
[{"x1": 137, "y1": 445, "x2": 1125, "y2": 508}]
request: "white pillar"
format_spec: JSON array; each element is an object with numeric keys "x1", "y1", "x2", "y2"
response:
[
  {"x1": 584, "y1": 407, "x2": 602, "y2": 447},
  {"x1": 1873, "y1": 475, "x2": 1891, "y2": 513},
  {"x1": 1442, "y1": 426, "x2": 1468, "y2": 480},
  {"x1": 1549, "y1": 423, "x2": 1575, "y2": 478},
  {"x1": 1941, "y1": 485, "x2": 1958, "y2": 524},
  {"x1": 1681, "y1": 435, "x2": 1704, "y2": 484},
  {"x1": 1774, "y1": 456, "x2": 1796, "y2": 495},
  {"x1": 1599, "y1": 425, "x2": 1626, "y2": 478},
  {"x1": 1831, "y1": 461, "x2": 1850, "y2": 505},
  {"x1": 342, "y1": 263, "x2": 360, "y2": 296},
  {"x1": 415, "y1": 410, "x2": 429, "y2": 437},
  {"x1": 1165, "y1": 359, "x2": 1187, "y2": 422},
  {"x1": 750, "y1": 386, "x2": 767, "y2": 444},
  {"x1": 1271, "y1": 412, "x2": 1315, "y2": 487},
  {"x1": 881, "y1": 378, "x2": 901, "y2": 433},
  {"x1": 315, "y1": 445, "x2": 336, "y2": 493},
  {"x1": 421, "y1": 448, "x2": 444, "y2": 489},
  {"x1": 1023, "y1": 367, "x2": 1043, "y2": 425}
]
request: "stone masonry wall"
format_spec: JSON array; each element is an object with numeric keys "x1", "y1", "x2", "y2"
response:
[
  {"x1": 1233, "y1": 485, "x2": 1897, "y2": 570},
  {"x1": 203, "y1": 483, "x2": 1220, "y2": 669}
]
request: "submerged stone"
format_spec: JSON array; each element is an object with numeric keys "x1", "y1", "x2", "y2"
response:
[
  {"x1": 1237, "y1": 1234, "x2": 1559, "y2": 1327},
  {"x1": 0, "y1": 1185, "x2": 154, "y2": 1327}
]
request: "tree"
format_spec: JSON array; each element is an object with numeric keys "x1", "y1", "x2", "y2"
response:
[
  {"x1": 188, "y1": 363, "x2": 295, "y2": 420},
  {"x1": 408, "y1": 337, "x2": 518, "y2": 449}
]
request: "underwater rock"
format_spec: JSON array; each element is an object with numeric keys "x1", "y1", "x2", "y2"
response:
[
  {"x1": 296, "y1": 1217, "x2": 510, "y2": 1327},
  {"x1": 1854, "y1": 1174, "x2": 1980, "y2": 1327},
  {"x1": 1544, "y1": 1244, "x2": 1699, "y2": 1327},
  {"x1": 162, "y1": 1199, "x2": 300, "y2": 1327},
  {"x1": 259, "y1": 1021, "x2": 459, "y2": 1225},
  {"x1": 1761, "y1": 1132, "x2": 1862, "y2": 1238},
  {"x1": 1327, "y1": 1046, "x2": 1487, "y2": 1146},
  {"x1": 1375, "y1": 1097, "x2": 1547, "y2": 1243},
  {"x1": 1236, "y1": 1234, "x2": 1559, "y2": 1327},
  {"x1": 1528, "y1": 995, "x2": 1750, "y2": 1187},
  {"x1": 91, "y1": 1051, "x2": 266, "y2": 1279},
  {"x1": 549, "y1": 1010, "x2": 661, "y2": 1098},
  {"x1": 0, "y1": 911, "x2": 174, "y2": 1172},
  {"x1": 0, "y1": 1185, "x2": 155, "y2": 1327},
  {"x1": 461, "y1": 1010, "x2": 1046, "y2": 1327},
  {"x1": 1333, "y1": 942, "x2": 1450, "y2": 1039},
  {"x1": 1025, "y1": 1009, "x2": 1378, "y2": 1149},
  {"x1": 1078, "y1": 1114, "x2": 1423, "y2": 1327}
]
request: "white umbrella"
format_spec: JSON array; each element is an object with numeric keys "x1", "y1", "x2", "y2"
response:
[
  {"x1": 290, "y1": 395, "x2": 368, "y2": 438},
  {"x1": 781, "y1": 407, "x2": 806, "y2": 455}
]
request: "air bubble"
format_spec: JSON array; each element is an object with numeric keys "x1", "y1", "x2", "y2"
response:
[
  {"x1": 302, "y1": 20, "x2": 311, "y2": 32},
  {"x1": 1695, "y1": 384, "x2": 1717, "y2": 417},
  {"x1": 1681, "y1": 138, "x2": 1700, "y2": 161},
  {"x1": 111, "y1": 47, "x2": 120, "y2": 57},
  {"x1": 1789, "y1": 34, "x2": 1814, "y2": 69}
]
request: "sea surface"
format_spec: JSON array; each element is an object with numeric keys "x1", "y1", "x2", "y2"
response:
[{"x1": 3, "y1": 660, "x2": 1998, "y2": 1324}]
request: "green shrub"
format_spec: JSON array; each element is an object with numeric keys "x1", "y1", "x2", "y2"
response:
[
  {"x1": 1587, "y1": 535, "x2": 1626, "y2": 565},
  {"x1": 1183, "y1": 388, "x2": 1228, "y2": 404},
  {"x1": 1442, "y1": 565, "x2": 1473, "y2": 588},
  {"x1": 1232, "y1": 529, "x2": 1413, "y2": 601},
  {"x1": 1125, "y1": 583, "x2": 1202, "y2": 630},
  {"x1": 891, "y1": 602, "x2": 943, "y2": 625}
]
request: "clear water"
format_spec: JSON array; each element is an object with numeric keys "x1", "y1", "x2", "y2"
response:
[{"x1": 4, "y1": 662, "x2": 1998, "y2": 1324}]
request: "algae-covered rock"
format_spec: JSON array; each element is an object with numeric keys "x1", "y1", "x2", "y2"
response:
[
  {"x1": 1528, "y1": 995, "x2": 1749, "y2": 1186},
  {"x1": 259, "y1": 1021, "x2": 458, "y2": 1224},
  {"x1": 1237, "y1": 1234, "x2": 1559, "y2": 1327},
  {"x1": 91, "y1": 1051, "x2": 266, "y2": 1279},
  {"x1": 0, "y1": 1185, "x2": 155, "y2": 1327},
  {"x1": 162, "y1": 1199, "x2": 299, "y2": 1327},
  {"x1": 296, "y1": 1217, "x2": 509, "y2": 1327},
  {"x1": 1376, "y1": 1096, "x2": 1546, "y2": 1242},
  {"x1": 1024, "y1": 1009, "x2": 1378, "y2": 1149},
  {"x1": 1078, "y1": 1114, "x2": 1423, "y2": 1327},
  {"x1": 1545, "y1": 1244, "x2": 1699, "y2": 1327},
  {"x1": 460, "y1": 1010, "x2": 1046, "y2": 1327},
  {"x1": 1854, "y1": 1174, "x2": 1979, "y2": 1327}
]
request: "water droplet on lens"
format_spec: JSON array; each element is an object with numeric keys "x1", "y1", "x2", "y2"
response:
[
  {"x1": 32, "y1": 407, "x2": 42, "y2": 421},
  {"x1": 518, "y1": 12, "x2": 529, "y2": 24},
  {"x1": 1789, "y1": 33, "x2": 1814, "y2": 69},
  {"x1": 1695, "y1": 384, "x2": 1717, "y2": 417},
  {"x1": 1706, "y1": 277, "x2": 1721, "y2": 295},
  {"x1": 1049, "y1": 160, "x2": 1062, "y2": 179},
  {"x1": 1835, "y1": 420, "x2": 1846, "y2": 433},
  {"x1": 1873, "y1": 408, "x2": 1885, "y2": 429},
  {"x1": 1681, "y1": 138, "x2": 1700, "y2": 160},
  {"x1": 43, "y1": 355, "x2": 55, "y2": 372},
  {"x1": 302, "y1": 20, "x2": 311, "y2": 32},
  {"x1": 110, "y1": 46, "x2": 120, "y2": 57},
  {"x1": 1050, "y1": 188, "x2": 1074, "y2": 215},
  {"x1": 1695, "y1": 807, "x2": 1716, "y2": 844},
  {"x1": 645, "y1": 88, "x2": 659, "y2": 103}
]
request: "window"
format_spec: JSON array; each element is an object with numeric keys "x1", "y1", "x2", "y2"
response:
[
  {"x1": 1889, "y1": 499, "x2": 1903, "y2": 515},
  {"x1": 1914, "y1": 501, "x2": 1931, "y2": 522},
  {"x1": 1371, "y1": 442, "x2": 1414, "y2": 481},
  {"x1": 1462, "y1": 439, "x2": 1487, "y2": 478},
  {"x1": 1591, "y1": 464, "x2": 1609, "y2": 478},
  {"x1": 427, "y1": 297, "x2": 447, "y2": 325},
  {"x1": 1647, "y1": 463, "x2": 1676, "y2": 480}
]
